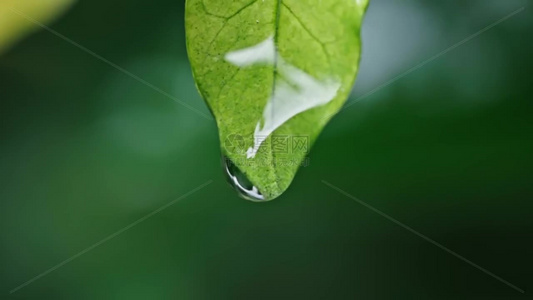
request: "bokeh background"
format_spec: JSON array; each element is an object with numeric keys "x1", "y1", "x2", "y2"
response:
[{"x1": 1, "y1": 0, "x2": 532, "y2": 298}]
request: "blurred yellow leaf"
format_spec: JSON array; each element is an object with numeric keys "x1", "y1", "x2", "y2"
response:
[{"x1": 0, "y1": 0, "x2": 75, "y2": 54}]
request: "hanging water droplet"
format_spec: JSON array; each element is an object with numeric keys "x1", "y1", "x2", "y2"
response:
[{"x1": 223, "y1": 156, "x2": 265, "y2": 202}]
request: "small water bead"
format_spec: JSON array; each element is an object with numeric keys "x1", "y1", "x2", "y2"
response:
[{"x1": 223, "y1": 156, "x2": 265, "y2": 202}]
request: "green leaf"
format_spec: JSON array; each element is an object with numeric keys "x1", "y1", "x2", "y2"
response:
[
  {"x1": 0, "y1": 0, "x2": 75, "y2": 54},
  {"x1": 186, "y1": 0, "x2": 369, "y2": 201}
]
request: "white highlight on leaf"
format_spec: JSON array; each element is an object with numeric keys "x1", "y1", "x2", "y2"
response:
[
  {"x1": 225, "y1": 36, "x2": 340, "y2": 159},
  {"x1": 224, "y1": 36, "x2": 275, "y2": 67},
  {"x1": 246, "y1": 60, "x2": 339, "y2": 158}
]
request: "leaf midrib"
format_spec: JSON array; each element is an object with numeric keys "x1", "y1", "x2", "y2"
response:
[
  {"x1": 268, "y1": 0, "x2": 283, "y2": 192},
  {"x1": 271, "y1": 0, "x2": 282, "y2": 122}
]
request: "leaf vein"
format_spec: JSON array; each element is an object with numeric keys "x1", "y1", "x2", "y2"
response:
[
  {"x1": 268, "y1": 0, "x2": 284, "y2": 192},
  {"x1": 201, "y1": 0, "x2": 259, "y2": 20},
  {"x1": 281, "y1": 2, "x2": 332, "y2": 67},
  {"x1": 199, "y1": 0, "x2": 261, "y2": 70}
]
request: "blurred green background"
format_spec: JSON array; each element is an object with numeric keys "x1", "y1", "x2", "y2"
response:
[{"x1": 1, "y1": 0, "x2": 532, "y2": 299}]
